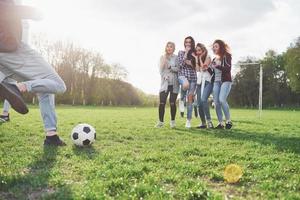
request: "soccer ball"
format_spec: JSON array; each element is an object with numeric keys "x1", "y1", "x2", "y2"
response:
[{"x1": 71, "y1": 124, "x2": 96, "y2": 146}]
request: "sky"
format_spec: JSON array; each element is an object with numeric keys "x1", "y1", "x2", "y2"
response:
[{"x1": 22, "y1": 0, "x2": 300, "y2": 94}]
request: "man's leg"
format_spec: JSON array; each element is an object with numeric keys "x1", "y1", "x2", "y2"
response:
[
  {"x1": 0, "y1": 43, "x2": 66, "y2": 95},
  {"x1": 0, "y1": 100, "x2": 11, "y2": 123},
  {"x1": 0, "y1": 43, "x2": 66, "y2": 145},
  {"x1": 37, "y1": 93, "x2": 65, "y2": 146},
  {"x1": 0, "y1": 69, "x2": 28, "y2": 114},
  {"x1": 3, "y1": 100, "x2": 10, "y2": 115},
  {"x1": 0, "y1": 78, "x2": 16, "y2": 122}
]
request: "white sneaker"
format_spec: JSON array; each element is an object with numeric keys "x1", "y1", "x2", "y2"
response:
[
  {"x1": 155, "y1": 121, "x2": 164, "y2": 128},
  {"x1": 170, "y1": 120, "x2": 176, "y2": 128},
  {"x1": 207, "y1": 121, "x2": 214, "y2": 129},
  {"x1": 185, "y1": 120, "x2": 191, "y2": 129},
  {"x1": 179, "y1": 100, "x2": 185, "y2": 113}
]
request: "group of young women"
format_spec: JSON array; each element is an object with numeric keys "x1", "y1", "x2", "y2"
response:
[{"x1": 157, "y1": 36, "x2": 233, "y2": 129}]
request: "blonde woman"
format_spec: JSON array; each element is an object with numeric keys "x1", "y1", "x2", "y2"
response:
[{"x1": 156, "y1": 42, "x2": 179, "y2": 128}]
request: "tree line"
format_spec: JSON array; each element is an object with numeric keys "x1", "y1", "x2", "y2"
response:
[
  {"x1": 22, "y1": 36, "x2": 157, "y2": 106},
  {"x1": 9, "y1": 35, "x2": 300, "y2": 108},
  {"x1": 229, "y1": 37, "x2": 300, "y2": 108}
]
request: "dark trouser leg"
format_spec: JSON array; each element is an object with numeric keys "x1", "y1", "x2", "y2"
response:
[
  {"x1": 169, "y1": 90, "x2": 178, "y2": 121},
  {"x1": 158, "y1": 90, "x2": 169, "y2": 122},
  {"x1": 196, "y1": 85, "x2": 206, "y2": 124}
]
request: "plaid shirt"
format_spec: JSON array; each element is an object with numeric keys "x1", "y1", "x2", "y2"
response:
[{"x1": 177, "y1": 50, "x2": 197, "y2": 82}]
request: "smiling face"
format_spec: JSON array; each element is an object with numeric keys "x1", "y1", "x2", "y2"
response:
[
  {"x1": 213, "y1": 42, "x2": 220, "y2": 55},
  {"x1": 196, "y1": 46, "x2": 203, "y2": 56},
  {"x1": 184, "y1": 38, "x2": 192, "y2": 49},
  {"x1": 165, "y1": 42, "x2": 175, "y2": 55}
]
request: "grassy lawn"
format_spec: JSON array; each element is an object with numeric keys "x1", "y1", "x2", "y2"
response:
[{"x1": 0, "y1": 106, "x2": 300, "y2": 199}]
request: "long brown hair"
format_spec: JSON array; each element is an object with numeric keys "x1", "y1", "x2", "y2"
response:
[
  {"x1": 196, "y1": 43, "x2": 208, "y2": 63},
  {"x1": 213, "y1": 39, "x2": 231, "y2": 58},
  {"x1": 184, "y1": 36, "x2": 196, "y2": 68}
]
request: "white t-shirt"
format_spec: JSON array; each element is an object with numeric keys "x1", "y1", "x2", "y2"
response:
[{"x1": 196, "y1": 56, "x2": 212, "y2": 85}]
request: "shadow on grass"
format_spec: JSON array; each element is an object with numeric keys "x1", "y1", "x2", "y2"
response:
[
  {"x1": 0, "y1": 146, "x2": 73, "y2": 200},
  {"x1": 72, "y1": 145, "x2": 100, "y2": 160},
  {"x1": 176, "y1": 127, "x2": 300, "y2": 154}
]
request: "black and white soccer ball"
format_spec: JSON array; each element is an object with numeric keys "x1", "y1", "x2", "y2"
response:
[{"x1": 71, "y1": 124, "x2": 96, "y2": 146}]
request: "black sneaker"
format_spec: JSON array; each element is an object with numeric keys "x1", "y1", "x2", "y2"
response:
[
  {"x1": 197, "y1": 124, "x2": 207, "y2": 129},
  {"x1": 0, "y1": 83, "x2": 28, "y2": 114},
  {"x1": 180, "y1": 112, "x2": 184, "y2": 118},
  {"x1": 225, "y1": 121, "x2": 233, "y2": 129},
  {"x1": 215, "y1": 124, "x2": 224, "y2": 129},
  {"x1": 0, "y1": 114, "x2": 10, "y2": 123},
  {"x1": 44, "y1": 135, "x2": 66, "y2": 146}
]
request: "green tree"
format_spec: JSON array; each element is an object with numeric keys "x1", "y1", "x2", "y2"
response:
[{"x1": 284, "y1": 37, "x2": 300, "y2": 93}]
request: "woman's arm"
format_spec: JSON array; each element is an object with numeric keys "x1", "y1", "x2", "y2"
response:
[
  {"x1": 215, "y1": 54, "x2": 231, "y2": 73},
  {"x1": 159, "y1": 56, "x2": 166, "y2": 75},
  {"x1": 202, "y1": 56, "x2": 211, "y2": 70},
  {"x1": 170, "y1": 56, "x2": 179, "y2": 72},
  {"x1": 177, "y1": 51, "x2": 186, "y2": 70}
]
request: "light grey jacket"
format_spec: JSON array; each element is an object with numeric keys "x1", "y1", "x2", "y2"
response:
[{"x1": 159, "y1": 54, "x2": 179, "y2": 94}]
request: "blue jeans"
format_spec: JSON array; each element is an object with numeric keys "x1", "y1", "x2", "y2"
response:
[
  {"x1": 196, "y1": 81, "x2": 213, "y2": 124},
  {"x1": 213, "y1": 81, "x2": 232, "y2": 123},
  {"x1": 179, "y1": 76, "x2": 197, "y2": 120},
  {"x1": 0, "y1": 43, "x2": 66, "y2": 132}
]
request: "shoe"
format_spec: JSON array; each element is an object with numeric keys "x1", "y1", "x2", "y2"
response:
[
  {"x1": 180, "y1": 112, "x2": 184, "y2": 118},
  {"x1": 0, "y1": 83, "x2": 28, "y2": 114},
  {"x1": 0, "y1": 114, "x2": 10, "y2": 123},
  {"x1": 225, "y1": 121, "x2": 233, "y2": 129},
  {"x1": 170, "y1": 120, "x2": 176, "y2": 128},
  {"x1": 155, "y1": 121, "x2": 164, "y2": 128},
  {"x1": 179, "y1": 100, "x2": 185, "y2": 114},
  {"x1": 44, "y1": 135, "x2": 66, "y2": 146},
  {"x1": 207, "y1": 121, "x2": 214, "y2": 129},
  {"x1": 215, "y1": 124, "x2": 224, "y2": 129},
  {"x1": 197, "y1": 124, "x2": 207, "y2": 129},
  {"x1": 185, "y1": 120, "x2": 191, "y2": 129}
]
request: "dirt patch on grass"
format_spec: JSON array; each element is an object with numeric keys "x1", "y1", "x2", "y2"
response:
[{"x1": 27, "y1": 188, "x2": 56, "y2": 200}]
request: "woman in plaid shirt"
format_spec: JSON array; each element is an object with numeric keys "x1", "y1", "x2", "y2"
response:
[{"x1": 177, "y1": 36, "x2": 197, "y2": 128}]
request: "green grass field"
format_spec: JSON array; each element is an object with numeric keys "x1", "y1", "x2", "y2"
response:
[{"x1": 0, "y1": 106, "x2": 300, "y2": 200}]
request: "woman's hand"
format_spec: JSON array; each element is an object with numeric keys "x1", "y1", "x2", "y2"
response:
[
  {"x1": 192, "y1": 53, "x2": 198, "y2": 60},
  {"x1": 185, "y1": 60, "x2": 192, "y2": 66}
]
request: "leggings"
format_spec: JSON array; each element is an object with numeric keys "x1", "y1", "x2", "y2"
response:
[{"x1": 159, "y1": 85, "x2": 178, "y2": 122}]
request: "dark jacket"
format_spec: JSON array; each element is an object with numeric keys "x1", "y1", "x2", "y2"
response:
[{"x1": 215, "y1": 54, "x2": 232, "y2": 82}]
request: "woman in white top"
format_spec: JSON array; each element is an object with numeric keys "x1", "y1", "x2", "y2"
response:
[
  {"x1": 193, "y1": 43, "x2": 214, "y2": 129},
  {"x1": 156, "y1": 42, "x2": 179, "y2": 128}
]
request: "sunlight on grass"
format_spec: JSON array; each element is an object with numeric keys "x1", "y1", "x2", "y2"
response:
[{"x1": 0, "y1": 107, "x2": 299, "y2": 199}]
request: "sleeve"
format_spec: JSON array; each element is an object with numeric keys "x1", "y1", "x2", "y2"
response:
[
  {"x1": 215, "y1": 54, "x2": 232, "y2": 73},
  {"x1": 159, "y1": 56, "x2": 165, "y2": 76},
  {"x1": 177, "y1": 51, "x2": 185, "y2": 70},
  {"x1": 207, "y1": 57, "x2": 214, "y2": 75},
  {"x1": 170, "y1": 56, "x2": 179, "y2": 73}
]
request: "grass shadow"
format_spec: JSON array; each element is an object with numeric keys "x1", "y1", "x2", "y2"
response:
[
  {"x1": 72, "y1": 145, "x2": 100, "y2": 160},
  {"x1": 182, "y1": 127, "x2": 300, "y2": 154},
  {"x1": 0, "y1": 146, "x2": 73, "y2": 200}
]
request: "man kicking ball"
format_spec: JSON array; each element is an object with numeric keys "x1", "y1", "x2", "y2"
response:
[{"x1": 0, "y1": 0, "x2": 66, "y2": 146}]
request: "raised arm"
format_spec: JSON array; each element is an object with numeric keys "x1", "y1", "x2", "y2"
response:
[
  {"x1": 177, "y1": 51, "x2": 185, "y2": 70},
  {"x1": 203, "y1": 56, "x2": 211, "y2": 70}
]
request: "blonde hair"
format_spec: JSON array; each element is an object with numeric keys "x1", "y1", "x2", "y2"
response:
[{"x1": 165, "y1": 42, "x2": 175, "y2": 55}]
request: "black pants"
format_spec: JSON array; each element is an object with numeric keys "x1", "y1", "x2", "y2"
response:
[{"x1": 159, "y1": 85, "x2": 178, "y2": 122}]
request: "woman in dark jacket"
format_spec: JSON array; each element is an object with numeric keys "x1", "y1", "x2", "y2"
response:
[{"x1": 211, "y1": 40, "x2": 233, "y2": 129}]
